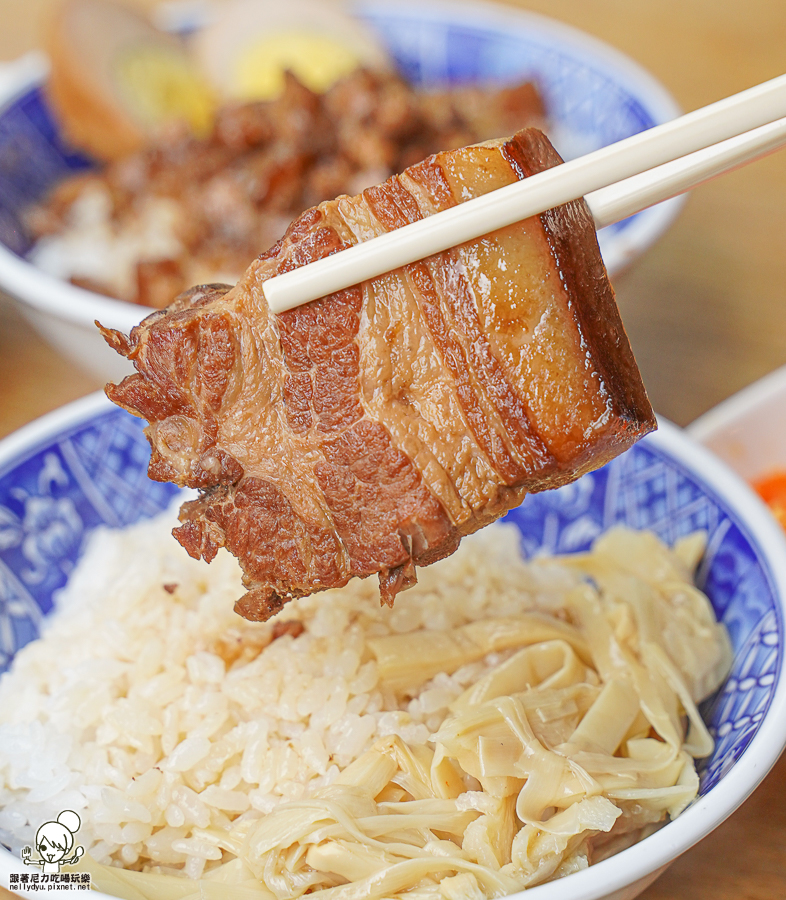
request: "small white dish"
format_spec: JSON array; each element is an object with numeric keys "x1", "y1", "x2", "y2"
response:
[{"x1": 688, "y1": 364, "x2": 786, "y2": 483}]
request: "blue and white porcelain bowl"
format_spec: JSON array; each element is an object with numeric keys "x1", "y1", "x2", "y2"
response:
[
  {"x1": 0, "y1": 395, "x2": 785, "y2": 900},
  {"x1": 0, "y1": 0, "x2": 683, "y2": 381}
]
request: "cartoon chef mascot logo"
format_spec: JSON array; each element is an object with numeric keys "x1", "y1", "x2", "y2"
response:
[{"x1": 22, "y1": 810, "x2": 85, "y2": 874}]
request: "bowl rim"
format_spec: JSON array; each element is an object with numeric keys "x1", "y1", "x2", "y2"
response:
[
  {"x1": 0, "y1": 393, "x2": 786, "y2": 899},
  {"x1": 359, "y1": 0, "x2": 682, "y2": 124},
  {"x1": 0, "y1": 0, "x2": 684, "y2": 334}
]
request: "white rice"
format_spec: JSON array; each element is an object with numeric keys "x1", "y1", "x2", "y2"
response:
[
  {"x1": 0, "y1": 508, "x2": 578, "y2": 878},
  {"x1": 28, "y1": 184, "x2": 186, "y2": 301}
]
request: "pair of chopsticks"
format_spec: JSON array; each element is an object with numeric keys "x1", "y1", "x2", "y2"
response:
[{"x1": 263, "y1": 73, "x2": 786, "y2": 315}]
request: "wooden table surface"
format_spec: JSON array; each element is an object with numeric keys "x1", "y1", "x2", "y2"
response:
[{"x1": 1, "y1": 0, "x2": 785, "y2": 897}]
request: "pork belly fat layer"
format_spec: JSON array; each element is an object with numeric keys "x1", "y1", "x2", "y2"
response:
[{"x1": 102, "y1": 127, "x2": 655, "y2": 621}]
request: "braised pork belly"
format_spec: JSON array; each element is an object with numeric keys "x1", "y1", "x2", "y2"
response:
[{"x1": 101, "y1": 127, "x2": 655, "y2": 620}]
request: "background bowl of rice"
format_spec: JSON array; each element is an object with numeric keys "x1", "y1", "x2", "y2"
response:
[
  {"x1": 0, "y1": 0, "x2": 684, "y2": 382},
  {"x1": 0, "y1": 395, "x2": 785, "y2": 900}
]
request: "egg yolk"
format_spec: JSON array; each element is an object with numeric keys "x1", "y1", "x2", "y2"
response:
[
  {"x1": 115, "y1": 44, "x2": 215, "y2": 136},
  {"x1": 233, "y1": 32, "x2": 360, "y2": 100}
]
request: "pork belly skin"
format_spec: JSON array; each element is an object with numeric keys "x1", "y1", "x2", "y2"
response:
[{"x1": 102, "y1": 128, "x2": 655, "y2": 620}]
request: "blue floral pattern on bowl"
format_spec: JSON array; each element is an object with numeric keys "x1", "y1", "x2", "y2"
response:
[
  {"x1": 0, "y1": 0, "x2": 680, "y2": 265},
  {"x1": 0, "y1": 85, "x2": 92, "y2": 256},
  {"x1": 0, "y1": 409, "x2": 179, "y2": 664},
  {"x1": 0, "y1": 402, "x2": 781, "y2": 802}
]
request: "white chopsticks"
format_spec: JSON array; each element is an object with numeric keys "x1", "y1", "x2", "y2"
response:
[
  {"x1": 263, "y1": 73, "x2": 786, "y2": 314},
  {"x1": 587, "y1": 115, "x2": 786, "y2": 228}
]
